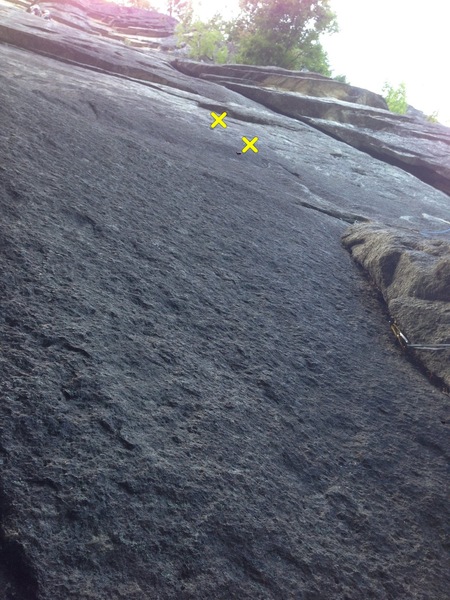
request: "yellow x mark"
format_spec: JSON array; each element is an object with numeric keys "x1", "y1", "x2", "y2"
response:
[
  {"x1": 242, "y1": 136, "x2": 259, "y2": 153},
  {"x1": 210, "y1": 111, "x2": 227, "y2": 129}
]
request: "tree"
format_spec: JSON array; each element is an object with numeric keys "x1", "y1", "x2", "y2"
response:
[
  {"x1": 231, "y1": 0, "x2": 337, "y2": 73},
  {"x1": 426, "y1": 111, "x2": 439, "y2": 123},
  {"x1": 382, "y1": 82, "x2": 408, "y2": 114},
  {"x1": 167, "y1": 0, "x2": 192, "y2": 21},
  {"x1": 176, "y1": 15, "x2": 229, "y2": 63},
  {"x1": 334, "y1": 74, "x2": 349, "y2": 84},
  {"x1": 294, "y1": 33, "x2": 331, "y2": 75}
]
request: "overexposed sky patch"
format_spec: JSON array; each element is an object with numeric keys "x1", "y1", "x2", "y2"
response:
[{"x1": 323, "y1": 0, "x2": 450, "y2": 123}]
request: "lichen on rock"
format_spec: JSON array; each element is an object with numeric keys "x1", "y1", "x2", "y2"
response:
[{"x1": 343, "y1": 222, "x2": 450, "y2": 388}]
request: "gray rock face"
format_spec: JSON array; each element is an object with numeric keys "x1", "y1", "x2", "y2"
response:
[
  {"x1": 47, "y1": 0, "x2": 178, "y2": 36},
  {"x1": 5, "y1": 0, "x2": 177, "y2": 44},
  {"x1": 0, "y1": 3, "x2": 449, "y2": 599},
  {"x1": 0, "y1": 5, "x2": 260, "y2": 100},
  {"x1": 172, "y1": 60, "x2": 450, "y2": 196},
  {"x1": 86, "y1": 1, "x2": 177, "y2": 37}
]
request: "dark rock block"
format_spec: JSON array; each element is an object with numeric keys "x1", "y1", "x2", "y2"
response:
[{"x1": 172, "y1": 59, "x2": 388, "y2": 109}]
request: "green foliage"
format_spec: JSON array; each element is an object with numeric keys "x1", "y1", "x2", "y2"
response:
[
  {"x1": 234, "y1": 31, "x2": 295, "y2": 68},
  {"x1": 296, "y1": 37, "x2": 331, "y2": 75},
  {"x1": 334, "y1": 74, "x2": 348, "y2": 84},
  {"x1": 231, "y1": 0, "x2": 337, "y2": 73},
  {"x1": 176, "y1": 16, "x2": 229, "y2": 63},
  {"x1": 382, "y1": 82, "x2": 408, "y2": 114},
  {"x1": 426, "y1": 111, "x2": 439, "y2": 123},
  {"x1": 174, "y1": 0, "x2": 337, "y2": 73}
]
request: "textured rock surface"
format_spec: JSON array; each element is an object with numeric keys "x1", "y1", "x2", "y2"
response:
[
  {"x1": 0, "y1": 3, "x2": 449, "y2": 599},
  {"x1": 1, "y1": 0, "x2": 178, "y2": 46},
  {"x1": 86, "y1": 0, "x2": 177, "y2": 36},
  {"x1": 171, "y1": 60, "x2": 388, "y2": 109},
  {"x1": 342, "y1": 223, "x2": 450, "y2": 388},
  {"x1": 172, "y1": 60, "x2": 450, "y2": 196},
  {"x1": 0, "y1": 3, "x2": 261, "y2": 99}
]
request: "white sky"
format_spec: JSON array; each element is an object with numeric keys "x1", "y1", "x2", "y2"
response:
[
  {"x1": 323, "y1": 0, "x2": 450, "y2": 124},
  {"x1": 153, "y1": 0, "x2": 450, "y2": 124}
]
